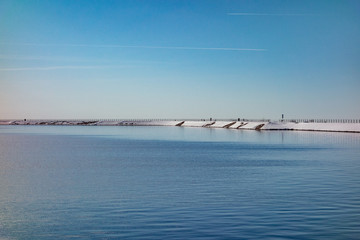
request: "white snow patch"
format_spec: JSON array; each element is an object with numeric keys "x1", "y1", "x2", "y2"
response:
[
  {"x1": 264, "y1": 122, "x2": 360, "y2": 132},
  {"x1": 238, "y1": 122, "x2": 268, "y2": 130},
  {"x1": 228, "y1": 122, "x2": 246, "y2": 129},
  {"x1": 209, "y1": 121, "x2": 235, "y2": 128},
  {"x1": 120, "y1": 121, "x2": 180, "y2": 126},
  {"x1": 182, "y1": 121, "x2": 213, "y2": 127}
]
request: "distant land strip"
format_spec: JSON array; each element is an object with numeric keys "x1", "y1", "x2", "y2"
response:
[{"x1": 1, "y1": 119, "x2": 360, "y2": 133}]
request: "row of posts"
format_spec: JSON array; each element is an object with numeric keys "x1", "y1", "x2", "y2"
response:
[
  {"x1": 14, "y1": 118, "x2": 360, "y2": 123},
  {"x1": 281, "y1": 119, "x2": 360, "y2": 123}
]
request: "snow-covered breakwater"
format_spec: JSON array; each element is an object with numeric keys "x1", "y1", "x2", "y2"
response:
[{"x1": 1, "y1": 119, "x2": 360, "y2": 133}]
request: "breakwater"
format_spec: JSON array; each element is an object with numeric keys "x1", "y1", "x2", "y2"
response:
[{"x1": 1, "y1": 119, "x2": 360, "y2": 133}]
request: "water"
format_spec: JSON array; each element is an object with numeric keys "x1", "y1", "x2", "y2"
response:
[{"x1": 1, "y1": 125, "x2": 360, "y2": 239}]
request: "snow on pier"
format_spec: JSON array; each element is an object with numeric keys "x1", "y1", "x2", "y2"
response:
[{"x1": 1, "y1": 119, "x2": 360, "y2": 133}]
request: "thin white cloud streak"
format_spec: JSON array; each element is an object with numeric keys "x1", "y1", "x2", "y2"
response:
[
  {"x1": 0, "y1": 55, "x2": 170, "y2": 65},
  {"x1": 0, "y1": 65, "x2": 130, "y2": 71},
  {"x1": 0, "y1": 43, "x2": 266, "y2": 51},
  {"x1": 227, "y1": 13, "x2": 314, "y2": 16},
  {"x1": 0, "y1": 54, "x2": 103, "y2": 62}
]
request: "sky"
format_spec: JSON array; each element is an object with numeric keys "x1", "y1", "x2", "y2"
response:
[{"x1": 1, "y1": 0, "x2": 359, "y2": 120}]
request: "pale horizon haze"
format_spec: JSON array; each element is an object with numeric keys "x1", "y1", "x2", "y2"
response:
[{"x1": 1, "y1": 0, "x2": 359, "y2": 120}]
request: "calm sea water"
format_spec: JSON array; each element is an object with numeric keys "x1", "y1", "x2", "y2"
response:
[{"x1": 1, "y1": 125, "x2": 360, "y2": 239}]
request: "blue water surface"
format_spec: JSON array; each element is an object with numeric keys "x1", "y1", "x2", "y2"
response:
[{"x1": 1, "y1": 125, "x2": 360, "y2": 239}]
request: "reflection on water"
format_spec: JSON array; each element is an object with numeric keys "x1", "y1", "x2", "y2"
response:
[
  {"x1": 1, "y1": 125, "x2": 360, "y2": 146},
  {"x1": 0, "y1": 126, "x2": 360, "y2": 239}
]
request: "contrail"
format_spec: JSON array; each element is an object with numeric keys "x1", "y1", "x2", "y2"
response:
[
  {"x1": 0, "y1": 43, "x2": 266, "y2": 51},
  {"x1": 0, "y1": 65, "x2": 129, "y2": 71},
  {"x1": 227, "y1": 13, "x2": 313, "y2": 16}
]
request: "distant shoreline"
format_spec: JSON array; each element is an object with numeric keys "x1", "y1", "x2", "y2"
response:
[{"x1": 1, "y1": 119, "x2": 360, "y2": 133}]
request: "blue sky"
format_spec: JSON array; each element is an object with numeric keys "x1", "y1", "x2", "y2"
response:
[{"x1": 1, "y1": 0, "x2": 359, "y2": 119}]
